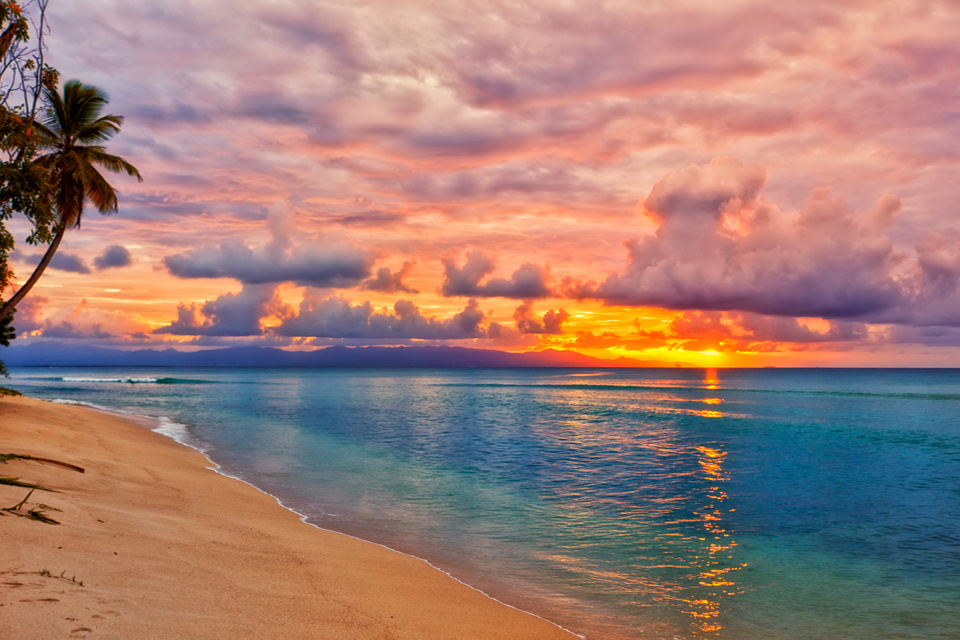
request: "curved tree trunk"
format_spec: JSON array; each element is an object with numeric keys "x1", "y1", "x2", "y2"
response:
[
  {"x1": 0, "y1": 225, "x2": 66, "y2": 322},
  {"x1": 0, "y1": 21, "x2": 18, "y2": 60}
]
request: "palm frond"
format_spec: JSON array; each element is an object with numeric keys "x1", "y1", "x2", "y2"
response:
[
  {"x1": 41, "y1": 85, "x2": 66, "y2": 138},
  {"x1": 75, "y1": 115, "x2": 123, "y2": 144},
  {"x1": 88, "y1": 148, "x2": 143, "y2": 180},
  {"x1": 77, "y1": 162, "x2": 118, "y2": 214},
  {"x1": 30, "y1": 120, "x2": 61, "y2": 148},
  {"x1": 36, "y1": 80, "x2": 140, "y2": 227}
]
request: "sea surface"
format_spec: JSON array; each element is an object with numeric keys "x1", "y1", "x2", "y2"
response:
[{"x1": 6, "y1": 367, "x2": 960, "y2": 639}]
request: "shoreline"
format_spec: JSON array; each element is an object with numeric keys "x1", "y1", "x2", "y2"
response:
[{"x1": 0, "y1": 394, "x2": 582, "y2": 639}]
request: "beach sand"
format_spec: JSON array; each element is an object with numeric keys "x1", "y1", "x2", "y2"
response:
[{"x1": 0, "y1": 395, "x2": 579, "y2": 639}]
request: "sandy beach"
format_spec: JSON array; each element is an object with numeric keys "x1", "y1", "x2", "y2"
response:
[{"x1": 0, "y1": 394, "x2": 578, "y2": 640}]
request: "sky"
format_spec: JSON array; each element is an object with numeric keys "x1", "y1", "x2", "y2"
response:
[{"x1": 4, "y1": 0, "x2": 960, "y2": 367}]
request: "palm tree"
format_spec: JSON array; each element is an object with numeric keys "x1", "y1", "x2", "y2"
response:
[{"x1": 0, "y1": 80, "x2": 142, "y2": 321}]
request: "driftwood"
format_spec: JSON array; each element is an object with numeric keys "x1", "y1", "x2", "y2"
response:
[{"x1": 0, "y1": 453, "x2": 84, "y2": 473}]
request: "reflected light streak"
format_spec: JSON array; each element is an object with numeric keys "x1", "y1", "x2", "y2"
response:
[
  {"x1": 690, "y1": 409, "x2": 724, "y2": 418},
  {"x1": 703, "y1": 369, "x2": 720, "y2": 390},
  {"x1": 681, "y1": 444, "x2": 747, "y2": 637}
]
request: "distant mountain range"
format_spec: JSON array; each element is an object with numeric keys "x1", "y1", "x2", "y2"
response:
[{"x1": 2, "y1": 343, "x2": 686, "y2": 368}]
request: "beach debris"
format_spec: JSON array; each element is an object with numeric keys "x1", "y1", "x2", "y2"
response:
[
  {"x1": 1, "y1": 487, "x2": 61, "y2": 524},
  {"x1": 19, "y1": 507, "x2": 60, "y2": 525},
  {"x1": 0, "y1": 453, "x2": 85, "y2": 473},
  {"x1": 38, "y1": 569, "x2": 83, "y2": 587},
  {"x1": 0, "y1": 455, "x2": 78, "y2": 525},
  {"x1": 0, "y1": 475, "x2": 56, "y2": 491}
]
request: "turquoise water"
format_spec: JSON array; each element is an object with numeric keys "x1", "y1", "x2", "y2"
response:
[{"x1": 6, "y1": 367, "x2": 960, "y2": 639}]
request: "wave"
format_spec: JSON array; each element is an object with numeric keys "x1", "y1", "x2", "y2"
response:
[
  {"x1": 62, "y1": 376, "x2": 160, "y2": 383},
  {"x1": 153, "y1": 416, "x2": 197, "y2": 448},
  {"x1": 60, "y1": 376, "x2": 214, "y2": 385},
  {"x1": 50, "y1": 398, "x2": 146, "y2": 414}
]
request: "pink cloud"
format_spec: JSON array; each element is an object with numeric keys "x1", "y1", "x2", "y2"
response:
[
  {"x1": 513, "y1": 301, "x2": 569, "y2": 335},
  {"x1": 595, "y1": 157, "x2": 906, "y2": 319},
  {"x1": 28, "y1": 299, "x2": 149, "y2": 341}
]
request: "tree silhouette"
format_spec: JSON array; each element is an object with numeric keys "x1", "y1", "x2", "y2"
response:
[{"x1": 0, "y1": 80, "x2": 141, "y2": 322}]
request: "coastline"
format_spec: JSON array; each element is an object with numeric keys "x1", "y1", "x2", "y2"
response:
[{"x1": 0, "y1": 395, "x2": 580, "y2": 639}]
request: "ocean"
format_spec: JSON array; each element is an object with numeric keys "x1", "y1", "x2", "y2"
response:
[{"x1": 5, "y1": 367, "x2": 959, "y2": 639}]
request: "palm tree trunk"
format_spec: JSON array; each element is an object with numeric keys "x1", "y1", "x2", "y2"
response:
[
  {"x1": 0, "y1": 225, "x2": 66, "y2": 322},
  {"x1": 0, "y1": 21, "x2": 18, "y2": 59}
]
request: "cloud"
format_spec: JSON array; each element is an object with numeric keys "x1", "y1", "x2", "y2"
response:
[
  {"x1": 584, "y1": 157, "x2": 960, "y2": 330},
  {"x1": 904, "y1": 229, "x2": 960, "y2": 327},
  {"x1": 484, "y1": 321, "x2": 541, "y2": 349},
  {"x1": 94, "y1": 245, "x2": 133, "y2": 270},
  {"x1": 42, "y1": 322, "x2": 112, "y2": 340},
  {"x1": 441, "y1": 252, "x2": 552, "y2": 299},
  {"x1": 734, "y1": 314, "x2": 868, "y2": 344},
  {"x1": 363, "y1": 262, "x2": 419, "y2": 294},
  {"x1": 9, "y1": 296, "x2": 49, "y2": 334},
  {"x1": 658, "y1": 310, "x2": 740, "y2": 352},
  {"x1": 395, "y1": 163, "x2": 614, "y2": 209},
  {"x1": 662, "y1": 310, "x2": 871, "y2": 352},
  {"x1": 28, "y1": 299, "x2": 149, "y2": 340},
  {"x1": 573, "y1": 330, "x2": 637, "y2": 350},
  {"x1": 886, "y1": 325, "x2": 960, "y2": 347},
  {"x1": 593, "y1": 157, "x2": 906, "y2": 319},
  {"x1": 24, "y1": 252, "x2": 91, "y2": 274},
  {"x1": 513, "y1": 301, "x2": 569, "y2": 334},
  {"x1": 408, "y1": 1, "x2": 776, "y2": 110},
  {"x1": 164, "y1": 202, "x2": 374, "y2": 287},
  {"x1": 156, "y1": 284, "x2": 288, "y2": 337},
  {"x1": 276, "y1": 295, "x2": 489, "y2": 340},
  {"x1": 164, "y1": 241, "x2": 372, "y2": 287}
]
